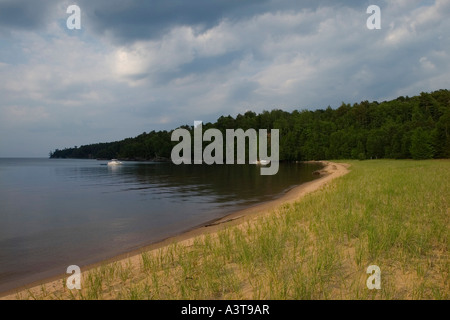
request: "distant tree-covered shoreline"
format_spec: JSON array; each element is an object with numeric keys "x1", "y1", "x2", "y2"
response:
[{"x1": 49, "y1": 89, "x2": 450, "y2": 161}]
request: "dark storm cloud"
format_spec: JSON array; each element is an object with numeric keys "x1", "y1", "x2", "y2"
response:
[
  {"x1": 0, "y1": 0, "x2": 55, "y2": 30},
  {"x1": 77, "y1": 0, "x2": 371, "y2": 44},
  {"x1": 79, "y1": 0, "x2": 267, "y2": 43}
]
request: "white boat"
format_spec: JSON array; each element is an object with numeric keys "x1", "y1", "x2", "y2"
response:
[
  {"x1": 251, "y1": 159, "x2": 271, "y2": 166},
  {"x1": 107, "y1": 159, "x2": 123, "y2": 166}
]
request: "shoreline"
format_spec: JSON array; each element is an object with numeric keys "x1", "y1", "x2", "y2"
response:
[{"x1": 0, "y1": 160, "x2": 350, "y2": 299}]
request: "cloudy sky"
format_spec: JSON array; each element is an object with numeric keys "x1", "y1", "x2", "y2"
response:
[{"x1": 0, "y1": 0, "x2": 449, "y2": 157}]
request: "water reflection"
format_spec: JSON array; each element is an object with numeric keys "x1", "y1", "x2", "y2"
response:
[{"x1": 59, "y1": 161, "x2": 324, "y2": 205}]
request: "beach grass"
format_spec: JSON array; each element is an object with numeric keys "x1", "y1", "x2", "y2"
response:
[{"x1": 10, "y1": 159, "x2": 450, "y2": 300}]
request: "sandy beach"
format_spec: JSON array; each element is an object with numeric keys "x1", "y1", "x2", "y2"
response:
[{"x1": 1, "y1": 160, "x2": 349, "y2": 299}]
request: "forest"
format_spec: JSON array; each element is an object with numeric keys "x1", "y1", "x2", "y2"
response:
[{"x1": 49, "y1": 89, "x2": 450, "y2": 161}]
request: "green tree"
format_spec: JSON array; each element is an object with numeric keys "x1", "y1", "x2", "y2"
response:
[{"x1": 410, "y1": 128, "x2": 435, "y2": 160}]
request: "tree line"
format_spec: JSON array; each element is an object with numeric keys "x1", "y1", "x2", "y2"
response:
[{"x1": 49, "y1": 89, "x2": 450, "y2": 161}]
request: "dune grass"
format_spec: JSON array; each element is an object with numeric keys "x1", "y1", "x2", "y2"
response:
[{"x1": 13, "y1": 160, "x2": 449, "y2": 300}]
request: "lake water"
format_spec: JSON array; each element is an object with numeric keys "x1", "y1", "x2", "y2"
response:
[{"x1": 0, "y1": 158, "x2": 322, "y2": 293}]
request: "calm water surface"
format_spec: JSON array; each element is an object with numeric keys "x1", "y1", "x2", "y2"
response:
[{"x1": 0, "y1": 158, "x2": 322, "y2": 293}]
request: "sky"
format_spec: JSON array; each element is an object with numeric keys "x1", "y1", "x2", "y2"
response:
[{"x1": 0, "y1": 0, "x2": 449, "y2": 157}]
